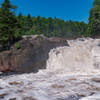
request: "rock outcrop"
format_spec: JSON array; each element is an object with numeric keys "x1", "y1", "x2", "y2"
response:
[{"x1": 0, "y1": 35, "x2": 68, "y2": 73}]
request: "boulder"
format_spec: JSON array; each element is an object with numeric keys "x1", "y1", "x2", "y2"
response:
[{"x1": 0, "y1": 35, "x2": 68, "y2": 73}]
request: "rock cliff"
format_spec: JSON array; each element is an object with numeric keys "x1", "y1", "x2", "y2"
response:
[{"x1": 0, "y1": 35, "x2": 68, "y2": 73}]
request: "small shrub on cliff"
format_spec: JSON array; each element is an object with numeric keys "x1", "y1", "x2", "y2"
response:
[{"x1": 15, "y1": 42, "x2": 21, "y2": 49}]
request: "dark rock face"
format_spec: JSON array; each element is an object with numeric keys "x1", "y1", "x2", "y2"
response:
[{"x1": 0, "y1": 35, "x2": 68, "y2": 73}]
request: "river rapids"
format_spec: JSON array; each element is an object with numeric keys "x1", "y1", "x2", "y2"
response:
[{"x1": 1, "y1": 38, "x2": 100, "y2": 100}]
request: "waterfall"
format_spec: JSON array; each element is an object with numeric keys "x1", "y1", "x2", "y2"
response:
[{"x1": 46, "y1": 38, "x2": 100, "y2": 75}]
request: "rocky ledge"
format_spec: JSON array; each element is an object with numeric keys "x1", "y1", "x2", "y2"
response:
[{"x1": 0, "y1": 35, "x2": 68, "y2": 73}]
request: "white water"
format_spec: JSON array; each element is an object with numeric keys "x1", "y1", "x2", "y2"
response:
[
  {"x1": 46, "y1": 38, "x2": 100, "y2": 75},
  {"x1": 1, "y1": 38, "x2": 100, "y2": 100}
]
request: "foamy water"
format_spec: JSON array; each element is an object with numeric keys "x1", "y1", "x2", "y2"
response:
[
  {"x1": 1, "y1": 38, "x2": 100, "y2": 100},
  {"x1": 46, "y1": 38, "x2": 100, "y2": 75}
]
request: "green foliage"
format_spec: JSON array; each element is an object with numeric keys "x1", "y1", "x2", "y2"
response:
[
  {"x1": 17, "y1": 15, "x2": 87, "y2": 38},
  {"x1": 15, "y1": 42, "x2": 21, "y2": 49},
  {"x1": 86, "y1": 0, "x2": 100, "y2": 37}
]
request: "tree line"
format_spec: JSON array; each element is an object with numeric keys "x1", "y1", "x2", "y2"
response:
[
  {"x1": 0, "y1": 0, "x2": 99, "y2": 50},
  {"x1": 17, "y1": 14, "x2": 87, "y2": 38}
]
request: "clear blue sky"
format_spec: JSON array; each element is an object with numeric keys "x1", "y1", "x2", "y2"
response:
[{"x1": 0, "y1": 0, "x2": 93, "y2": 23}]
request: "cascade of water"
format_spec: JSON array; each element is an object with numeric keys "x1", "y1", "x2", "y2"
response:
[{"x1": 46, "y1": 38, "x2": 100, "y2": 75}]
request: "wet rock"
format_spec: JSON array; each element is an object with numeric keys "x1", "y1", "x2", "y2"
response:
[
  {"x1": 0, "y1": 87, "x2": 3, "y2": 90},
  {"x1": 9, "y1": 81, "x2": 24, "y2": 85},
  {"x1": 23, "y1": 97, "x2": 37, "y2": 100},
  {"x1": 9, "y1": 98, "x2": 16, "y2": 100},
  {"x1": 51, "y1": 84, "x2": 65, "y2": 89},
  {"x1": 0, "y1": 93, "x2": 8, "y2": 99},
  {"x1": 91, "y1": 77, "x2": 100, "y2": 82},
  {"x1": 58, "y1": 95, "x2": 82, "y2": 100}
]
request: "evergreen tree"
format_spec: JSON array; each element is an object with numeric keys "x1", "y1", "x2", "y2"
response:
[
  {"x1": 86, "y1": 0, "x2": 100, "y2": 37},
  {"x1": 48, "y1": 17, "x2": 54, "y2": 33},
  {"x1": 36, "y1": 16, "x2": 42, "y2": 34},
  {"x1": 18, "y1": 13, "x2": 22, "y2": 24},
  {"x1": 0, "y1": 0, "x2": 20, "y2": 47},
  {"x1": 26, "y1": 14, "x2": 32, "y2": 28},
  {"x1": 24, "y1": 14, "x2": 33, "y2": 35},
  {"x1": 17, "y1": 13, "x2": 25, "y2": 35},
  {"x1": 36, "y1": 16, "x2": 41, "y2": 26}
]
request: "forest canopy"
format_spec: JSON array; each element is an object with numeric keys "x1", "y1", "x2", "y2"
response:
[{"x1": 0, "y1": 0, "x2": 99, "y2": 50}]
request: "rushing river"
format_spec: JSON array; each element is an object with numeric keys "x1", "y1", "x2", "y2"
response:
[{"x1": 1, "y1": 38, "x2": 100, "y2": 100}]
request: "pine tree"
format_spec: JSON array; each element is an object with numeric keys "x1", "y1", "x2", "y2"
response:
[
  {"x1": 18, "y1": 13, "x2": 22, "y2": 19},
  {"x1": 86, "y1": 0, "x2": 100, "y2": 37},
  {"x1": 36, "y1": 16, "x2": 42, "y2": 34},
  {"x1": 18, "y1": 13, "x2": 23, "y2": 25},
  {"x1": 26, "y1": 14, "x2": 32, "y2": 29},
  {"x1": 0, "y1": 0, "x2": 20, "y2": 47}
]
